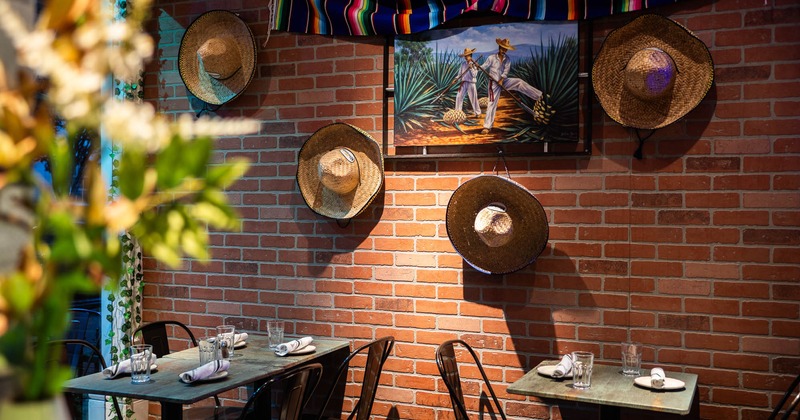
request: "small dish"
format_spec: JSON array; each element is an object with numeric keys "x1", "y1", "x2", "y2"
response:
[
  {"x1": 536, "y1": 364, "x2": 572, "y2": 379},
  {"x1": 634, "y1": 376, "x2": 686, "y2": 390},
  {"x1": 289, "y1": 345, "x2": 316, "y2": 355},
  {"x1": 234, "y1": 341, "x2": 247, "y2": 349}
]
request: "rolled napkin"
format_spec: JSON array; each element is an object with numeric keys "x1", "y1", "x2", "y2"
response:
[
  {"x1": 651, "y1": 367, "x2": 665, "y2": 389},
  {"x1": 275, "y1": 336, "x2": 313, "y2": 357},
  {"x1": 103, "y1": 353, "x2": 158, "y2": 379},
  {"x1": 234, "y1": 332, "x2": 248, "y2": 345},
  {"x1": 552, "y1": 354, "x2": 573, "y2": 378},
  {"x1": 179, "y1": 359, "x2": 230, "y2": 383}
]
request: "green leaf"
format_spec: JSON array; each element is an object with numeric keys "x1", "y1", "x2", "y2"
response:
[
  {"x1": 118, "y1": 149, "x2": 147, "y2": 199},
  {"x1": 206, "y1": 159, "x2": 249, "y2": 189}
]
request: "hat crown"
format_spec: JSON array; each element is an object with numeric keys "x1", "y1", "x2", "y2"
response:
[
  {"x1": 474, "y1": 204, "x2": 513, "y2": 248},
  {"x1": 197, "y1": 37, "x2": 242, "y2": 79},
  {"x1": 495, "y1": 38, "x2": 515, "y2": 51},
  {"x1": 624, "y1": 47, "x2": 677, "y2": 100},
  {"x1": 318, "y1": 148, "x2": 359, "y2": 195}
]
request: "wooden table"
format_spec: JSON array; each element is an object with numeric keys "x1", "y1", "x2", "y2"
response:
[
  {"x1": 64, "y1": 336, "x2": 349, "y2": 419},
  {"x1": 507, "y1": 361, "x2": 699, "y2": 419}
]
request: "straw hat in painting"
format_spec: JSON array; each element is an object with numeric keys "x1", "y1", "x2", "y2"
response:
[
  {"x1": 496, "y1": 38, "x2": 516, "y2": 51},
  {"x1": 446, "y1": 176, "x2": 549, "y2": 275},
  {"x1": 178, "y1": 10, "x2": 257, "y2": 105},
  {"x1": 592, "y1": 14, "x2": 714, "y2": 129},
  {"x1": 459, "y1": 48, "x2": 476, "y2": 57},
  {"x1": 297, "y1": 123, "x2": 384, "y2": 221}
]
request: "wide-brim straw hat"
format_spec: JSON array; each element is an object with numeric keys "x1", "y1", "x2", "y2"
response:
[
  {"x1": 179, "y1": 10, "x2": 256, "y2": 105},
  {"x1": 297, "y1": 123, "x2": 384, "y2": 221},
  {"x1": 459, "y1": 48, "x2": 476, "y2": 57},
  {"x1": 592, "y1": 14, "x2": 714, "y2": 129},
  {"x1": 496, "y1": 38, "x2": 516, "y2": 51},
  {"x1": 446, "y1": 176, "x2": 548, "y2": 275}
]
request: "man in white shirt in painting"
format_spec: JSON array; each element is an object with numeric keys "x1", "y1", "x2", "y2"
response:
[{"x1": 480, "y1": 38, "x2": 543, "y2": 134}]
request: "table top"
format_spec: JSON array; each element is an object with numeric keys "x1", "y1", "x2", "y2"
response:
[
  {"x1": 63, "y1": 336, "x2": 349, "y2": 405},
  {"x1": 507, "y1": 361, "x2": 698, "y2": 415}
]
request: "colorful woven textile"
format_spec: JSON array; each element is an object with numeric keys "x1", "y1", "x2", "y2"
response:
[{"x1": 273, "y1": 0, "x2": 681, "y2": 35}]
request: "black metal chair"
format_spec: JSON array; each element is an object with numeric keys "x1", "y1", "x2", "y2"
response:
[
  {"x1": 66, "y1": 308, "x2": 102, "y2": 368},
  {"x1": 133, "y1": 320, "x2": 221, "y2": 407},
  {"x1": 133, "y1": 320, "x2": 198, "y2": 358},
  {"x1": 435, "y1": 339, "x2": 506, "y2": 420},
  {"x1": 315, "y1": 336, "x2": 394, "y2": 420},
  {"x1": 49, "y1": 339, "x2": 123, "y2": 419},
  {"x1": 183, "y1": 362, "x2": 324, "y2": 420},
  {"x1": 769, "y1": 373, "x2": 800, "y2": 420}
]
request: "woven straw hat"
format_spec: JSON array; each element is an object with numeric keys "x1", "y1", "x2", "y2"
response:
[
  {"x1": 179, "y1": 10, "x2": 256, "y2": 105},
  {"x1": 459, "y1": 48, "x2": 476, "y2": 57},
  {"x1": 446, "y1": 176, "x2": 548, "y2": 275},
  {"x1": 496, "y1": 38, "x2": 516, "y2": 51},
  {"x1": 297, "y1": 123, "x2": 384, "y2": 221},
  {"x1": 592, "y1": 14, "x2": 714, "y2": 129}
]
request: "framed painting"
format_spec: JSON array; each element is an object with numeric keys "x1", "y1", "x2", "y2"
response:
[{"x1": 390, "y1": 19, "x2": 588, "y2": 157}]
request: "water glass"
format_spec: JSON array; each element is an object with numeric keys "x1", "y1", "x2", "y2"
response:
[
  {"x1": 571, "y1": 351, "x2": 594, "y2": 389},
  {"x1": 130, "y1": 344, "x2": 153, "y2": 384},
  {"x1": 621, "y1": 341, "x2": 643, "y2": 376},
  {"x1": 198, "y1": 336, "x2": 219, "y2": 364},
  {"x1": 216, "y1": 325, "x2": 235, "y2": 360},
  {"x1": 267, "y1": 320, "x2": 285, "y2": 349}
]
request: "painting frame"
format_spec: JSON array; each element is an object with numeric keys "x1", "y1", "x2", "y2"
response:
[{"x1": 382, "y1": 16, "x2": 592, "y2": 160}]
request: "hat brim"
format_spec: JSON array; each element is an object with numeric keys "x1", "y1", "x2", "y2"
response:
[
  {"x1": 446, "y1": 176, "x2": 549, "y2": 275},
  {"x1": 179, "y1": 10, "x2": 257, "y2": 105},
  {"x1": 297, "y1": 123, "x2": 384, "y2": 220},
  {"x1": 592, "y1": 14, "x2": 714, "y2": 129}
]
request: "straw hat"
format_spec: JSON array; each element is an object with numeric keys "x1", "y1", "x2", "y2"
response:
[
  {"x1": 297, "y1": 123, "x2": 384, "y2": 221},
  {"x1": 446, "y1": 176, "x2": 548, "y2": 275},
  {"x1": 496, "y1": 38, "x2": 516, "y2": 51},
  {"x1": 459, "y1": 48, "x2": 476, "y2": 57},
  {"x1": 178, "y1": 10, "x2": 256, "y2": 105},
  {"x1": 592, "y1": 14, "x2": 714, "y2": 129}
]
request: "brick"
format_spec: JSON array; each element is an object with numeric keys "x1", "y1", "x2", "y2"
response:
[
  {"x1": 713, "y1": 174, "x2": 771, "y2": 190},
  {"x1": 658, "y1": 210, "x2": 710, "y2": 225},
  {"x1": 742, "y1": 301, "x2": 799, "y2": 319}
]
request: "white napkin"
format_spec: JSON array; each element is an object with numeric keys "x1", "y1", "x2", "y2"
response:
[
  {"x1": 103, "y1": 353, "x2": 158, "y2": 379},
  {"x1": 275, "y1": 336, "x2": 313, "y2": 357},
  {"x1": 552, "y1": 354, "x2": 573, "y2": 378},
  {"x1": 179, "y1": 360, "x2": 230, "y2": 383},
  {"x1": 650, "y1": 367, "x2": 665, "y2": 388}
]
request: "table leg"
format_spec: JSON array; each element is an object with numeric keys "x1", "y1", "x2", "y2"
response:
[
  {"x1": 600, "y1": 405, "x2": 621, "y2": 420},
  {"x1": 161, "y1": 401, "x2": 184, "y2": 419}
]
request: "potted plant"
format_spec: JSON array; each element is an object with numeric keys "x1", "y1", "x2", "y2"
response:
[{"x1": 0, "y1": 0, "x2": 255, "y2": 414}]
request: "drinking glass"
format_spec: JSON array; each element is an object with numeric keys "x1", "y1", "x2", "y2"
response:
[
  {"x1": 130, "y1": 344, "x2": 153, "y2": 384},
  {"x1": 267, "y1": 320, "x2": 285, "y2": 349},
  {"x1": 216, "y1": 325, "x2": 235, "y2": 360},
  {"x1": 198, "y1": 336, "x2": 219, "y2": 364},
  {"x1": 571, "y1": 351, "x2": 594, "y2": 389},
  {"x1": 621, "y1": 341, "x2": 643, "y2": 376}
]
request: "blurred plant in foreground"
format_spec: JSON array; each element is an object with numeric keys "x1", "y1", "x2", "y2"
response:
[{"x1": 0, "y1": 0, "x2": 257, "y2": 402}]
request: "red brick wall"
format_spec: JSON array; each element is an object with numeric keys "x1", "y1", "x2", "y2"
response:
[{"x1": 143, "y1": 0, "x2": 800, "y2": 418}]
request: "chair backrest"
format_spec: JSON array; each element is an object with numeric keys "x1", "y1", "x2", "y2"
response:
[
  {"x1": 67, "y1": 308, "x2": 102, "y2": 345},
  {"x1": 435, "y1": 339, "x2": 506, "y2": 420},
  {"x1": 316, "y1": 336, "x2": 395, "y2": 420},
  {"x1": 769, "y1": 373, "x2": 800, "y2": 420},
  {"x1": 49, "y1": 339, "x2": 123, "y2": 420},
  {"x1": 240, "y1": 362, "x2": 324, "y2": 420},
  {"x1": 132, "y1": 320, "x2": 198, "y2": 358}
]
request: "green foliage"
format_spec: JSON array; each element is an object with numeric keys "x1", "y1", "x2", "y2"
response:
[
  {"x1": 393, "y1": 57, "x2": 440, "y2": 133},
  {"x1": 501, "y1": 35, "x2": 579, "y2": 142}
]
